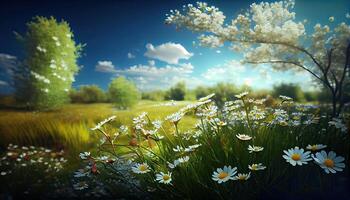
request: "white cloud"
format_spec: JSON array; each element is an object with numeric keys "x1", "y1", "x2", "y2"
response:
[
  {"x1": 127, "y1": 52, "x2": 135, "y2": 59},
  {"x1": 201, "y1": 60, "x2": 246, "y2": 83},
  {"x1": 0, "y1": 53, "x2": 18, "y2": 75},
  {"x1": 115, "y1": 62, "x2": 194, "y2": 90},
  {"x1": 95, "y1": 61, "x2": 117, "y2": 73},
  {"x1": 216, "y1": 50, "x2": 221, "y2": 53},
  {"x1": 0, "y1": 80, "x2": 8, "y2": 87},
  {"x1": 144, "y1": 42, "x2": 193, "y2": 64},
  {"x1": 148, "y1": 60, "x2": 155, "y2": 66}
]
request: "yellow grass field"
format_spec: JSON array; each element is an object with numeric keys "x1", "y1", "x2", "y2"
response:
[{"x1": 0, "y1": 101, "x2": 196, "y2": 154}]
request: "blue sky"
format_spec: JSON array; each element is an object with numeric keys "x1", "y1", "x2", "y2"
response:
[{"x1": 0, "y1": 0, "x2": 349, "y2": 93}]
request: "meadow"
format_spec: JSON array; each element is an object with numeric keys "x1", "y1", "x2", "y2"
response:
[{"x1": 0, "y1": 100, "x2": 197, "y2": 198}]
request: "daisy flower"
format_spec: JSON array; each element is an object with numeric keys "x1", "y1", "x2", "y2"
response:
[
  {"x1": 248, "y1": 145, "x2": 264, "y2": 153},
  {"x1": 306, "y1": 144, "x2": 327, "y2": 152},
  {"x1": 248, "y1": 163, "x2": 266, "y2": 171},
  {"x1": 155, "y1": 172, "x2": 172, "y2": 184},
  {"x1": 233, "y1": 172, "x2": 251, "y2": 181},
  {"x1": 312, "y1": 151, "x2": 345, "y2": 174},
  {"x1": 132, "y1": 163, "x2": 151, "y2": 174},
  {"x1": 235, "y1": 92, "x2": 249, "y2": 99},
  {"x1": 236, "y1": 134, "x2": 252, "y2": 141},
  {"x1": 282, "y1": 147, "x2": 312, "y2": 166},
  {"x1": 212, "y1": 166, "x2": 237, "y2": 184},
  {"x1": 79, "y1": 152, "x2": 90, "y2": 160}
]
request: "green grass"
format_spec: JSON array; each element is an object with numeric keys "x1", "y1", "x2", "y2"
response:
[
  {"x1": 0, "y1": 101, "x2": 196, "y2": 152},
  {"x1": 83, "y1": 97, "x2": 350, "y2": 199}
]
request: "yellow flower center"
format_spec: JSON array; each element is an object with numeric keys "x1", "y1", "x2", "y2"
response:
[
  {"x1": 324, "y1": 159, "x2": 334, "y2": 168},
  {"x1": 163, "y1": 175, "x2": 170, "y2": 181},
  {"x1": 238, "y1": 175, "x2": 246, "y2": 180},
  {"x1": 311, "y1": 145, "x2": 317, "y2": 151},
  {"x1": 291, "y1": 153, "x2": 301, "y2": 161},
  {"x1": 218, "y1": 172, "x2": 228, "y2": 179},
  {"x1": 139, "y1": 165, "x2": 147, "y2": 171}
]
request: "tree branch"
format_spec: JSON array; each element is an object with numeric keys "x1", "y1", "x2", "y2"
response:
[{"x1": 245, "y1": 60, "x2": 323, "y2": 82}]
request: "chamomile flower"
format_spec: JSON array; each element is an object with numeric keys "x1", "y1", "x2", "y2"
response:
[
  {"x1": 236, "y1": 134, "x2": 252, "y2": 141},
  {"x1": 235, "y1": 92, "x2": 249, "y2": 99},
  {"x1": 132, "y1": 163, "x2": 151, "y2": 174},
  {"x1": 306, "y1": 144, "x2": 327, "y2": 152},
  {"x1": 248, "y1": 163, "x2": 266, "y2": 171},
  {"x1": 282, "y1": 147, "x2": 312, "y2": 166},
  {"x1": 212, "y1": 166, "x2": 237, "y2": 184},
  {"x1": 312, "y1": 151, "x2": 345, "y2": 174},
  {"x1": 233, "y1": 172, "x2": 251, "y2": 181},
  {"x1": 155, "y1": 172, "x2": 172, "y2": 184},
  {"x1": 79, "y1": 152, "x2": 90, "y2": 160},
  {"x1": 248, "y1": 145, "x2": 264, "y2": 153}
]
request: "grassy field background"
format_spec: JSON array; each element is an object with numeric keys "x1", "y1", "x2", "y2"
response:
[{"x1": 0, "y1": 101, "x2": 196, "y2": 154}]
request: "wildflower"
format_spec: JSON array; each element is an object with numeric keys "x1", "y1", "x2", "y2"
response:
[
  {"x1": 212, "y1": 166, "x2": 237, "y2": 184},
  {"x1": 328, "y1": 118, "x2": 348, "y2": 133},
  {"x1": 74, "y1": 168, "x2": 89, "y2": 178},
  {"x1": 79, "y1": 152, "x2": 91, "y2": 160},
  {"x1": 91, "y1": 116, "x2": 116, "y2": 131},
  {"x1": 233, "y1": 172, "x2": 251, "y2": 181},
  {"x1": 282, "y1": 147, "x2": 312, "y2": 166},
  {"x1": 312, "y1": 151, "x2": 345, "y2": 174},
  {"x1": 329, "y1": 16, "x2": 334, "y2": 22},
  {"x1": 235, "y1": 92, "x2": 249, "y2": 99},
  {"x1": 52, "y1": 36, "x2": 58, "y2": 41},
  {"x1": 73, "y1": 181, "x2": 88, "y2": 190},
  {"x1": 279, "y1": 95, "x2": 293, "y2": 101},
  {"x1": 306, "y1": 144, "x2": 327, "y2": 152},
  {"x1": 217, "y1": 120, "x2": 227, "y2": 126},
  {"x1": 198, "y1": 93, "x2": 215, "y2": 102},
  {"x1": 249, "y1": 163, "x2": 266, "y2": 171},
  {"x1": 248, "y1": 145, "x2": 264, "y2": 153},
  {"x1": 236, "y1": 134, "x2": 252, "y2": 141},
  {"x1": 184, "y1": 144, "x2": 202, "y2": 152},
  {"x1": 152, "y1": 120, "x2": 162, "y2": 129},
  {"x1": 132, "y1": 163, "x2": 151, "y2": 174},
  {"x1": 155, "y1": 172, "x2": 172, "y2": 184},
  {"x1": 166, "y1": 112, "x2": 184, "y2": 125},
  {"x1": 173, "y1": 145, "x2": 184, "y2": 152}
]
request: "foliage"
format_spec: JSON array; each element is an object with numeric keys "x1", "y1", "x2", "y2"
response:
[
  {"x1": 108, "y1": 76, "x2": 140, "y2": 109},
  {"x1": 77, "y1": 93, "x2": 349, "y2": 199},
  {"x1": 15, "y1": 16, "x2": 82, "y2": 110},
  {"x1": 142, "y1": 90, "x2": 165, "y2": 101},
  {"x1": 165, "y1": 0, "x2": 350, "y2": 116},
  {"x1": 70, "y1": 85, "x2": 107, "y2": 103},
  {"x1": 273, "y1": 83, "x2": 305, "y2": 102},
  {"x1": 165, "y1": 82, "x2": 186, "y2": 101}
]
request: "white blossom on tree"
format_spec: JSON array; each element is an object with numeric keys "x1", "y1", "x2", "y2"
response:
[{"x1": 166, "y1": 1, "x2": 350, "y2": 116}]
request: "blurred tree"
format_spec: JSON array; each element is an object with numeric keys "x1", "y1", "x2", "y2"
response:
[
  {"x1": 165, "y1": 82, "x2": 186, "y2": 101},
  {"x1": 15, "y1": 16, "x2": 83, "y2": 110},
  {"x1": 70, "y1": 85, "x2": 106, "y2": 103},
  {"x1": 209, "y1": 82, "x2": 238, "y2": 106},
  {"x1": 194, "y1": 86, "x2": 210, "y2": 100},
  {"x1": 108, "y1": 76, "x2": 140, "y2": 109},
  {"x1": 166, "y1": 1, "x2": 350, "y2": 116},
  {"x1": 273, "y1": 83, "x2": 305, "y2": 102},
  {"x1": 142, "y1": 90, "x2": 165, "y2": 101}
]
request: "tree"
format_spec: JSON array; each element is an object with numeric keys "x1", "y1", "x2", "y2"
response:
[
  {"x1": 15, "y1": 16, "x2": 82, "y2": 110},
  {"x1": 70, "y1": 85, "x2": 106, "y2": 103},
  {"x1": 108, "y1": 76, "x2": 140, "y2": 109},
  {"x1": 272, "y1": 83, "x2": 305, "y2": 102},
  {"x1": 209, "y1": 82, "x2": 238, "y2": 107},
  {"x1": 165, "y1": 82, "x2": 186, "y2": 101},
  {"x1": 166, "y1": 1, "x2": 350, "y2": 116}
]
